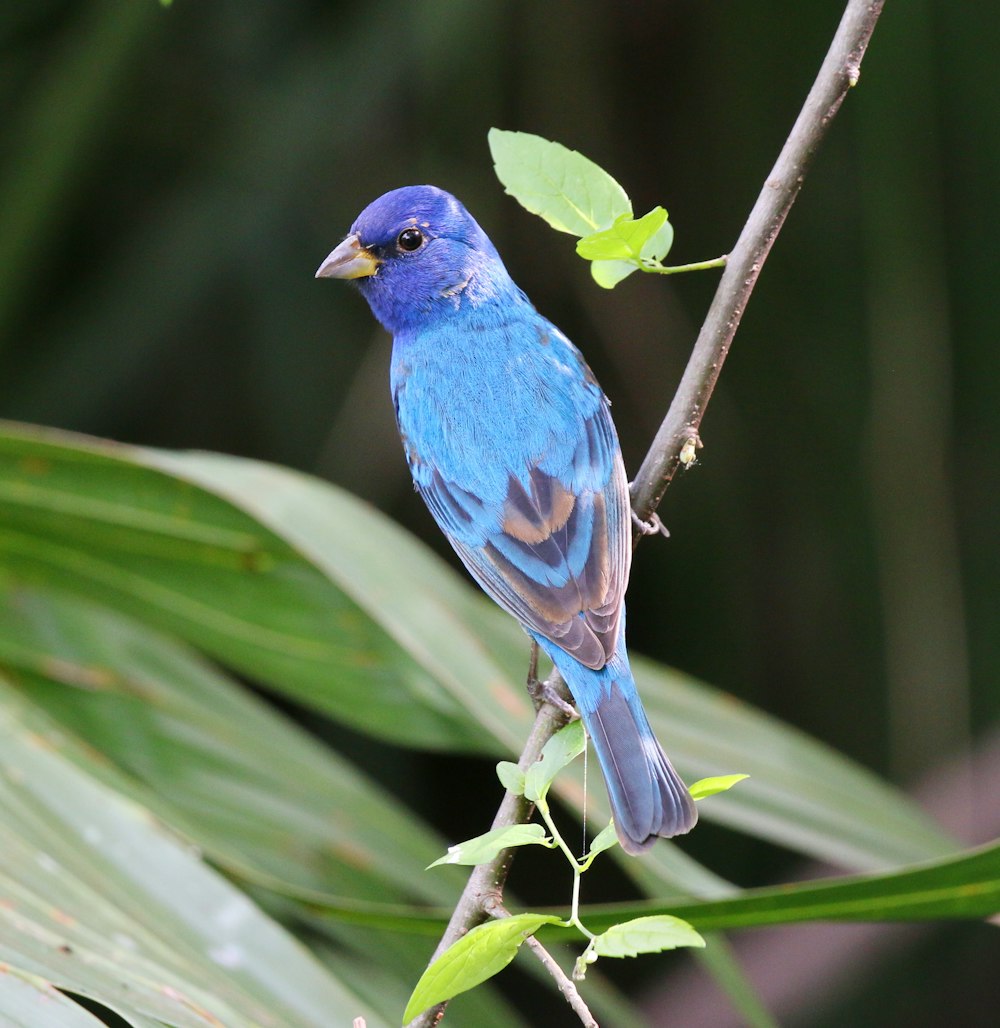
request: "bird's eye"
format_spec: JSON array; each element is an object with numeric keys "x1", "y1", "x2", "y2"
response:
[{"x1": 397, "y1": 227, "x2": 424, "y2": 253}]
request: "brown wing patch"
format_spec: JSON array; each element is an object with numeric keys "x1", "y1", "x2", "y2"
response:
[
  {"x1": 485, "y1": 472, "x2": 622, "y2": 670},
  {"x1": 502, "y1": 474, "x2": 576, "y2": 545}
]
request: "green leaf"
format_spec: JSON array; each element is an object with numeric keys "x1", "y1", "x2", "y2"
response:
[
  {"x1": 629, "y1": 654, "x2": 954, "y2": 879},
  {"x1": 496, "y1": 760, "x2": 525, "y2": 795},
  {"x1": 148, "y1": 445, "x2": 537, "y2": 755},
  {"x1": 588, "y1": 823, "x2": 620, "y2": 858},
  {"x1": 0, "y1": 423, "x2": 959, "y2": 883},
  {"x1": 524, "y1": 720, "x2": 586, "y2": 803},
  {"x1": 576, "y1": 207, "x2": 669, "y2": 261},
  {"x1": 428, "y1": 824, "x2": 550, "y2": 868},
  {"x1": 0, "y1": 586, "x2": 521, "y2": 1025},
  {"x1": 488, "y1": 129, "x2": 631, "y2": 236},
  {"x1": 586, "y1": 212, "x2": 676, "y2": 288},
  {"x1": 592, "y1": 915, "x2": 706, "y2": 958},
  {"x1": 640, "y1": 216, "x2": 675, "y2": 261},
  {"x1": 590, "y1": 259, "x2": 638, "y2": 289},
  {"x1": 0, "y1": 966, "x2": 112, "y2": 1027},
  {"x1": 0, "y1": 677, "x2": 383, "y2": 1028},
  {"x1": 578, "y1": 839, "x2": 1000, "y2": 935},
  {"x1": 689, "y1": 774, "x2": 750, "y2": 800},
  {"x1": 0, "y1": 584, "x2": 459, "y2": 909},
  {"x1": 0, "y1": 421, "x2": 505, "y2": 754},
  {"x1": 403, "y1": 914, "x2": 563, "y2": 1023}
]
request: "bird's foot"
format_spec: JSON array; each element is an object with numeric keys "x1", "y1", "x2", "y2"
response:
[
  {"x1": 526, "y1": 657, "x2": 578, "y2": 721},
  {"x1": 631, "y1": 508, "x2": 669, "y2": 538},
  {"x1": 525, "y1": 642, "x2": 577, "y2": 718},
  {"x1": 531, "y1": 677, "x2": 578, "y2": 720}
]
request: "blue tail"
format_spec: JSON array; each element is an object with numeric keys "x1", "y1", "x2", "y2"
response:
[{"x1": 534, "y1": 635, "x2": 697, "y2": 854}]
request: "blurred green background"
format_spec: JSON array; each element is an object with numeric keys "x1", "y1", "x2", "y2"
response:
[{"x1": 2, "y1": 1, "x2": 997, "y2": 1023}]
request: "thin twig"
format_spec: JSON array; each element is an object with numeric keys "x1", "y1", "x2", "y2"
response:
[
  {"x1": 522, "y1": 935, "x2": 599, "y2": 1027},
  {"x1": 411, "y1": 1, "x2": 886, "y2": 1023},
  {"x1": 631, "y1": 0, "x2": 886, "y2": 524},
  {"x1": 481, "y1": 897, "x2": 599, "y2": 1027},
  {"x1": 408, "y1": 677, "x2": 573, "y2": 1028}
]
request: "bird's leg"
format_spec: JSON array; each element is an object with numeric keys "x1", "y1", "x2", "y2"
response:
[
  {"x1": 525, "y1": 639, "x2": 540, "y2": 693},
  {"x1": 525, "y1": 642, "x2": 578, "y2": 719}
]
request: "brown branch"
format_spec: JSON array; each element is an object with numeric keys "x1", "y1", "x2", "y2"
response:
[
  {"x1": 410, "y1": 1, "x2": 886, "y2": 1023},
  {"x1": 522, "y1": 934, "x2": 599, "y2": 1027},
  {"x1": 631, "y1": 0, "x2": 886, "y2": 523},
  {"x1": 408, "y1": 678, "x2": 573, "y2": 1028}
]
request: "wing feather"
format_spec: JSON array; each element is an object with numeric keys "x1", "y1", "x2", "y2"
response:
[{"x1": 419, "y1": 402, "x2": 631, "y2": 670}]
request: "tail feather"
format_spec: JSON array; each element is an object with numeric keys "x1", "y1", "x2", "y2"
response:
[
  {"x1": 539, "y1": 636, "x2": 697, "y2": 854},
  {"x1": 585, "y1": 681, "x2": 697, "y2": 853}
]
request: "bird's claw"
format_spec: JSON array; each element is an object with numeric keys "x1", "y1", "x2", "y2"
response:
[
  {"x1": 528, "y1": 677, "x2": 578, "y2": 720},
  {"x1": 631, "y1": 509, "x2": 669, "y2": 538},
  {"x1": 525, "y1": 649, "x2": 578, "y2": 719}
]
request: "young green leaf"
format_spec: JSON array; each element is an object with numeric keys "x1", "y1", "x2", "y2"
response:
[
  {"x1": 592, "y1": 915, "x2": 705, "y2": 959},
  {"x1": 403, "y1": 913, "x2": 563, "y2": 1022},
  {"x1": 590, "y1": 259, "x2": 638, "y2": 289},
  {"x1": 689, "y1": 774, "x2": 750, "y2": 801},
  {"x1": 587, "y1": 822, "x2": 620, "y2": 858},
  {"x1": 585, "y1": 209, "x2": 677, "y2": 288},
  {"x1": 495, "y1": 760, "x2": 526, "y2": 795},
  {"x1": 427, "y1": 824, "x2": 551, "y2": 868},
  {"x1": 640, "y1": 216, "x2": 675, "y2": 262},
  {"x1": 488, "y1": 129, "x2": 631, "y2": 237},
  {"x1": 576, "y1": 207, "x2": 670, "y2": 261},
  {"x1": 524, "y1": 719, "x2": 586, "y2": 803}
]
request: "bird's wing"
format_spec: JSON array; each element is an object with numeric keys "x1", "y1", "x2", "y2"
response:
[{"x1": 418, "y1": 400, "x2": 631, "y2": 670}]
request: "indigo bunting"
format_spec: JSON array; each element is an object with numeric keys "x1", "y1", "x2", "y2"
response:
[{"x1": 317, "y1": 186, "x2": 696, "y2": 853}]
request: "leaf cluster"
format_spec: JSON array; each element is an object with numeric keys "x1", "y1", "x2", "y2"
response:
[{"x1": 489, "y1": 129, "x2": 723, "y2": 287}]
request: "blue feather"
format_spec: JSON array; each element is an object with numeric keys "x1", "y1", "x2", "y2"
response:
[{"x1": 317, "y1": 185, "x2": 696, "y2": 853}]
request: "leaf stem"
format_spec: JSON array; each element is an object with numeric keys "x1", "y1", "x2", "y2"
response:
[
  {"x1": 642, "y1": 254, "x2": 728, "y2": 275},
  {"x1": 534, "y1": 795, "x2": 595, "y2": 938}
]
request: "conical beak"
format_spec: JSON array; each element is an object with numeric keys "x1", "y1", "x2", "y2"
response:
[{"x1": 315, "y1": 234, "x2": 379, "y2": 280}]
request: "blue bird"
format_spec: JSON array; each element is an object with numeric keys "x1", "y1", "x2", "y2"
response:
[{"x1": 317, "y1": 185, "x2": 696, "y2": 853}]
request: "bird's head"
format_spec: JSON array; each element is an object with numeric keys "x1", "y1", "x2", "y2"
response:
[{"x1": 315, "y1": 185, "x2": 521, "y2": 333}]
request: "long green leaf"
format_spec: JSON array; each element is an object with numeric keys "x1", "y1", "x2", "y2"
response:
[
  {"x1": 633, "y1": 652, "x2": 953, "y2": 873},
  {"x1": 0, "y1": 422, "x2": 957, "y2": 881},
  {"x1": 259, "y1": 841, "x2": 1000, "y2": 938},
  {"x1": 149, "y1": 444, "x2": 956, "y2": 876},
  {"x1": 0, "y1": 583, "x2": 460, "y2": 906},
  {"x1": 573, "y1": 840, "x2": 1000, "y2": 934},
  {"x1": 0, "y1": 586, "x2": 526, "y2": 1027},
  {"x1": 0, "y1": 421, "x2": 486, "y2": 752},
  {"x1": 0, "y1": 966, "x2": 111, "y2": 1028},
  {"x1": 0, "y1": 678, "x2": 384, "y2": 1028}
]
